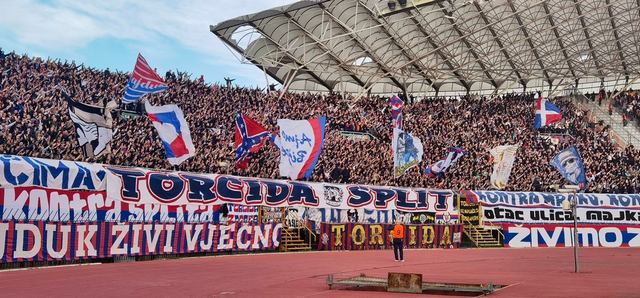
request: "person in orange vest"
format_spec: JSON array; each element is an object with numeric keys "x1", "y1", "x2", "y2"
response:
[{"x1": 391, "y1": 219, "x2": 405, "y2": 262}]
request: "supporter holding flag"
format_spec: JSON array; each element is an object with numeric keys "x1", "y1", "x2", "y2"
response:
[
  {"x1": 388, "y1": 95, "x2": 404, "y2": 129},
  {"x1": 234, "y1": 113, "x2": 271, "y2": 169},
  {"x1": 122, "y1": 54, "x2": 168, "y2": 104},
  {"x1": 425, "y1": 147, "x2": 464, "y2": 179},
  {"x1": 145, "y1": 101, "x2": 195, "y2": 165},
  {"x1": 534, "y1": 92, "x2": 562, "y2": 129},
  {"x1": 63, "y1": 90, "x2": 114, "y2": 158},
  {"x1": 551, "y1": 146, "x2": 587, "y2": 188}
]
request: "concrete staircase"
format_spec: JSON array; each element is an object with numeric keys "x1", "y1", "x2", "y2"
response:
[{"x1": 572, "y1": 95, "x2": 640, "y2": 148}]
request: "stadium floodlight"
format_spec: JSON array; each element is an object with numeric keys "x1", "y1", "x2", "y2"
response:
[{"x1": 378, "y1": 0, "x2": 437, "y2": 17}]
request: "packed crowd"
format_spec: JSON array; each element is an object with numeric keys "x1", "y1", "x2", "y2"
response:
[{"x1": 2, "y1": 50, "x2": 640, "y2": 194}]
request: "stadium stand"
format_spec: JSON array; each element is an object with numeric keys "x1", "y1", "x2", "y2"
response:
[{"x1": 1, "y1": 50, "x2": 640, "y2": 194}]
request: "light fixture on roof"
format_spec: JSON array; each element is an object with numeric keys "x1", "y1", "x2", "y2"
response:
[
  {"x1": 379, "y1": 0, "x2": 437, "y2": 17},
  {"x1": 388, "y1": 1, "x2": 397, "y2": 10},
  {"x1": 579, "y1": 52, "x2": 590, "y2": 63}
]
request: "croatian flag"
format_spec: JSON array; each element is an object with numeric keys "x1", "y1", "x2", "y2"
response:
[
  {"x1": 274, "y1": 117, "x2": 326, "y2": 180},
  {"x1": 534, "y1": 93, "x2": 562, "y2": 129},
  {"x1": 122, "y1": 54, "x2": 168, "y2": 104},
  {"x1": 145, "y1": 101, "x2": 195, "y2": 165},
  {"x1": 388, "y1": 95, "x2": 404, "y2": 129},
  {"x1": 235, "y1": 113, "x2": 271, "y2": 169}
]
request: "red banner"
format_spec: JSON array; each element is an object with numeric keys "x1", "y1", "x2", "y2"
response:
[{"x1": 317, "y1": 223, "x2": 463, "y2": 250}]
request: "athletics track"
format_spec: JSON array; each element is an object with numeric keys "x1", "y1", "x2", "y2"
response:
[{"x1": 1, "y1": 247, "x2": 638, "y2": 297}]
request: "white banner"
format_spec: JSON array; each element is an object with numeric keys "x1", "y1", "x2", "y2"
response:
[
  {"x1": 481, "y1": 204, "x2": 640, "y2": 225},
  {"x1": 105, "y1": 165, "x2": 457, "y2": 213},
  {"x1": 0, "y1": 155, "x2": 106, "y2": 191},
  {"x1": 489, "y1": 145, "x2": 518, "y2": 189},
  {"x1": 470, "y1": 190, "x2": 640, "y2": 225}
]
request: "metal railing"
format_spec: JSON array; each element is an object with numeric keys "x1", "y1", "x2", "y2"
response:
[
  {"x1": 282, "y1": 217, "x2": 316, "y2": 248},
  {"x1": 461, "y1": 217, "x2": 482, "y2": 247}
]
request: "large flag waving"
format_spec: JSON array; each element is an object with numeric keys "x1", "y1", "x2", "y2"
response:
[
  {"x1": 425, "y1": 147, "x2": 464, "y2": 179},
  {"x1": 145, "y1": 101, "x2": 195, "y2": 165},
  {"x1": 64, "y1": 91, "x2": 113, "y2": 158},
  {"x1": 551, "y1": 146, "x2": 587, "y2": 187},
  {"x1": 388, "y1": 95, "x2": 404, "y2": 129},
  {"x1": 534, "y1": 93, "x2": 562, "y2": 129},
  {"x1": 489, "y1": 144, "x2": 519, "y2": 189},
  {"x1": 235, "y1": 113, "x2": 271, "y2": 169},
  {"x1": 392, "y1": 128, "x2": 424, "y2": 177},
  {"x1": 122, "y1": 54, "x2": 168, "y2": 104},
  {"x1": 274, "y1": 117, "x2": 326, "y2": 180}
]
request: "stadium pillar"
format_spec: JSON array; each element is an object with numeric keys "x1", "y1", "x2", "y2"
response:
[{"x1": 401, "y1": 87, "x2": 408, "y2": 103}]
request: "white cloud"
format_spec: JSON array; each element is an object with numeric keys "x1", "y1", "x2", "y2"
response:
[
  {"x1": 0, "y1": 0, "x2": 106, "y2": 48},
  {"x1": 0, "y1": 0, "x2": 297, "y2": 84}
]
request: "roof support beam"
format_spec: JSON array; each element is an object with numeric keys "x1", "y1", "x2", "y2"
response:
[
  {"x1": 605, "y1": 0, "x2": 629, "y2": 79},
  {"x1": 507, "y1": 0, "x2": 552, "y2": 86},
  {"x1": 211, "y1": 30, "x2": 284, "y2": 85},
  {"x1": 472, "y1": 1, "x2": 525, "y2": 87},
  {"x1": 541, "y1": 2, "x2": 577, "y2": 80},
  {"x1": 573, "y1": 0, "x2": 605, "y2": 79},
  {"x1": 282, "y1": 11, "x2": 367, "y2": 88},
  {"x1": 249, "y1": 21, "x2": 334, "y2": 91},
  {"x1": 438, "y1": 1, "x2": 498, "y2": 88},
  {"x1": 318, "y1": 2, "x2": 405, "y2": 90},
  {"x1": 355, "y1": 1, "x2": 435, "y2": 87},
  {"x1": 407, "y1": 11, "x2": 469, "y2": 89}
]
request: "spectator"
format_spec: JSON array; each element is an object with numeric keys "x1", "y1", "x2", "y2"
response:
[{"x1": 1, "y1": 51, "x2": 640, "y2": 194}]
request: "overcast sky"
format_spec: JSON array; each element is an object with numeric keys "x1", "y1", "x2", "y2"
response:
[{"x1": 0, "y1": 0, "x2": 297, "y2": 87}]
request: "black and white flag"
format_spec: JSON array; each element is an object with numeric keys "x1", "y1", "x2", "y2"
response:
[{"x1": 64, "y1": 91, "x2": 113, "y2": 158}]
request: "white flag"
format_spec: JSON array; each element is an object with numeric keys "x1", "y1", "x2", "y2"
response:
[
  {"x1": 274, "y1": 117, "x2": 326, "y2": 180},
  {"x1": 64, "y1": 92, "x2": 113, "y2": 158},
  {"x1": 489, "y1": 145, "x2": 519, "y2": 189},
  {"x1": 392, "y1": 128, "x2": 424, "y2": 177}
]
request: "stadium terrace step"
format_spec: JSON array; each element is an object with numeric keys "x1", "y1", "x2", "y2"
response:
[{"x1": 573, "y1": 95, "x2": 640, "y2": 148}]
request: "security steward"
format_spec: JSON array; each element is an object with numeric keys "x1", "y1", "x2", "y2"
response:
[{"x1": 391, "y1": 220, "x2": 405, "y2": 262}]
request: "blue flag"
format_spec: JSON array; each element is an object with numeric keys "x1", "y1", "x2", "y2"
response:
[{"x1": 550, "y1": 146, "x2": 586, "y2": 186}]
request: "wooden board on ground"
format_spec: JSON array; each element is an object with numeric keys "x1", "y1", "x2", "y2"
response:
[{"x1": 387, "y1": 272, "x2": 422, "y2": 293}]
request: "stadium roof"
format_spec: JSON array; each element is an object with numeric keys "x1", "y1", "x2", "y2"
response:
[{"x1": 211, "y1": 0, "x2": 640, "y2": 95}]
